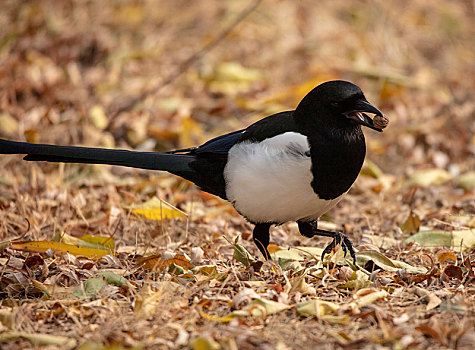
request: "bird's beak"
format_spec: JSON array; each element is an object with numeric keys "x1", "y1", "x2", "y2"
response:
[{"x1": 344, "y1": 100, "x2": 384, "y2": 132}]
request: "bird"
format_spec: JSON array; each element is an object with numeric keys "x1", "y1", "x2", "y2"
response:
[{"x1": 0, "y1": 80, "x2": 387, "y2": 263}]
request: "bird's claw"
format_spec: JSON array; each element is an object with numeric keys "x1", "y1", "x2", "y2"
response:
[{"x1": 321, "y1": 232, "x2": 356, "y2": 264}]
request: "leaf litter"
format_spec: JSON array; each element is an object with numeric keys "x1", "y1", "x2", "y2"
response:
[{"x1": 0, "y1": 0, "x2": 474, "y2": 349}]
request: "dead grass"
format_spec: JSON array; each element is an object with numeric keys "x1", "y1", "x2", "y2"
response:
[{"x1": 0, "y1": 0, "x2": 474, "y2": 349}]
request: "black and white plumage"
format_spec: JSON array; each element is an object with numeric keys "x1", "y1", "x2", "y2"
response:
[{"x1": 0, "y1": 80, "x2": 386, "y2": 262}]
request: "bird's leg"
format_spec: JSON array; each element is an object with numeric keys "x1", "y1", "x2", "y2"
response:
[
  {"x1": 297, "y1": 220, "x2": 356, "y2": 263},
  {"x1": 252, "y1": 223, "x2": 272, "y2": 260}
]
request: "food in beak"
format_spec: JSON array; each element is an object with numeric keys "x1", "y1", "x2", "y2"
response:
[{"x1": 373, "y1": 114, "x2": 389, "y2": 129}]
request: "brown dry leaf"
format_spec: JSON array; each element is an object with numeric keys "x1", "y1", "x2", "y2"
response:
[
  {"x1": 134, "y1": 282, "x2": 187, "y2": 318},
  {"x1": 290, "y1": 276, "x2": 317, "y2": 296},
  {"x1": 442, "y1": 265, "x2": 463, "y2": 280},
  {"x1": 137, "y1": 253, "x2": 194, "y2": 272},
  {"x1": 10, "y1": 241, "x2": 111, "y2": 259},
  {"x1": 409, "y1": 286, "x2": 442, "y2": 310},
  {"x1": 401, "y1": 211, "x2": 421, "y2": 234},
  {"x1": 415, "y1": 324, "x2": 443, "y2": 344}
]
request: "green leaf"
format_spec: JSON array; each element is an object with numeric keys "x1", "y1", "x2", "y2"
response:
[
  {"x1": 405, "y1": 230, "x2": 475, "y2": 251},
  {"x1": 99, "y1": 271, "x2": 127, "y2": 287},
  {"x1": 357, "y1": 250, "x2": 427, "y2": 274},
  {"x1": 233, "y1": 243, "x2": 255, "y2": 267},
  {"x1": 73, "y1": 278, "x2": 106, "y2": 299}
]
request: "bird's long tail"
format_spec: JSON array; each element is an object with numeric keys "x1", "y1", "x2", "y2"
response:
[{"x1": 0, "y1": 139, "x2": 194, "y2": 173}]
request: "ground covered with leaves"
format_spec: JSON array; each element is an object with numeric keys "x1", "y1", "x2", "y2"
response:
[{"x1": 0, "y1": 0, "x2": 474, "y2": 349}]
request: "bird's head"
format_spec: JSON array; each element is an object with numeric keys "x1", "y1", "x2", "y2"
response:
[{"x1": 295, "y1": 80, "x2": 386, "y2": 133}]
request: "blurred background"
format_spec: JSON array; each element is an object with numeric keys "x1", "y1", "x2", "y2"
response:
[
  {"x1": 0, "y1": 1, "x2": 474, "y2": 348},
  {"x1": 0, "y1": 0, "x2": 473, "y2": 245}
]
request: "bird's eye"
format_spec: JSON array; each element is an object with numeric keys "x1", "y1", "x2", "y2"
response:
[{"x1": 330, "y1": 102, "x2": 339, "y2": 107}]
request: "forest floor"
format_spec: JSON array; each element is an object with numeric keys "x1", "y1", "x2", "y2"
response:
[{"x1": 0, "y1": 0, "x2": 474, "y2": 349}]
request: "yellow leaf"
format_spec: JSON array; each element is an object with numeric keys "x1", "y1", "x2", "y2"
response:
[
  {"x1": 131, "y1": 197, "x2": 187, "y2": 221},
  {"x1": 0, "y1": 113, "x2": 18, "y2": 135},
  {"x1": 199, "y1": 307, "x2": 235, "y2": 323},
  {"x1": 406, "y1": 168, "x2": 452, "y2": 187},
  {"x1": 190, "y1": 336, "x2": 220, "y2": 350},
  {"x1": 456, "y1": 171, "x2": 475, "y2": 191},
  {"x1": 297, "y1": 299, "x2": 341, "y2": 317},
  {"x1": 179, "y1": 117, "x2": 204, "y2": 149},
  {"x1": 0, "y1": 331, "x2": 76, "y2": 347},
  {"x1": 79, "y1": 234, "x2": 115, "y2": 250},
  {"x1": 267, "y1": 244, "x2": 282, "y2": 254},
  {"x1": 10, "y1": 241, "x2": 111, "y2": 258},
  {"x1": 436, "y1": 251, "x2": 457, "y2": 264},
  {"x1": 52, "y1": 231, "x2": 114, "y2": 250},
  {"x1": 348, "y1": 289, "x2": 388, "y2": 309},
  {"x1": 88, "y1": 105, "x2": 108, "y2": 130},
  {"x1": 361, "y1": 159, "x2": 384, "y2": 179}
]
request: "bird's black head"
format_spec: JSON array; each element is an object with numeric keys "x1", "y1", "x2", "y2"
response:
[{"x1": 294, "y1": 80, "x2": 385, "y2": 134}]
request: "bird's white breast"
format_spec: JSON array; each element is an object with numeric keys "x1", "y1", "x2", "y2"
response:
[{"x1": 224, "y1": 132, "x2": 344, "y2": 223}]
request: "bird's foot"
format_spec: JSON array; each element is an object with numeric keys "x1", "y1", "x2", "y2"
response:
[{"x1": 321, "y1": 232, "x2": 356, "y2": 264}]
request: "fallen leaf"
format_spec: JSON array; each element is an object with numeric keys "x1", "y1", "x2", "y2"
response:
[
  {"x1": 233, "y1": 243, "x2": 255, "y2": 267},
  {"x1": 0, "y1": 113, "x2": 19, "y2": 135},
  {"x1": 348, "y1": 289, "x2": 388, "y2": 310},
  {"x1": 73, "y1": 277, "x2": 106, "y2": 299},
  {"x1": 357, "y1": 250, "x2": 427, "y2": 274},
  {"x1": 89, "y1": 105, "x2": 108, "y2": 130},
  {"x1": 406, "y1": 168, "x2": 452, "y2": 187},
  {"x1": 189, "y1": 336, "x2": 220, "y2": 350},
  {"x1": 436, "y1": 251, "x2": 457, "y2": 264},
  {"x1": 405, "y1": 230, "x2": 475, "y2": 251},
  {"x1": 401, "y1": 211, "x2": 421, "y2": 234},
  {"x1": 131, "y1": 197, "x2": 187, "y2": 221},
  {"x1": 415, "y1": 324, "x2": 442, "y2": 343},
  {"x1": 455, "y1": 171, "x2": 475, "y2": 191},
  {"x1": 138, "y1": 253, "x2": 194, "y2": 272},
  {"x1": 0, "y1": 331, "x2": 76, "y2": 348},
  {"x1": 52, "y1": 231, "x2": 114, "y2": 250},
  {"x1": 290, "y1": 276, "x2": 317, "y2": 295},
  {"x1": 10, "y1": 241, "x2": 111, "y2": 258},
  {"x1": 442, "y1": 265, "x2": 463, "y2": 280},
  {"x1": 409, "y1": 286, "x2": 442, "y2": 310}
]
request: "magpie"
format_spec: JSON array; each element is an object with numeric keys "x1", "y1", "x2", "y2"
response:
[{"x1": 0, "y1": 80, "x2": 387, "y2": 263}]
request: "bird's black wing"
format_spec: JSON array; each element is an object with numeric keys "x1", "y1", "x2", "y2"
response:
[
  {"x1": 237, "y1": 110, "x2": 299, "y2": 143},
  {"x1": 165, "y1": 129, "x2": 245, "y2": 200},
  {"x1": 169, "y1": 129, "x2": 245, "y2": 155},
  {"x1": 179, "y1": 110, "x2": 298, "y2": 199}
]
